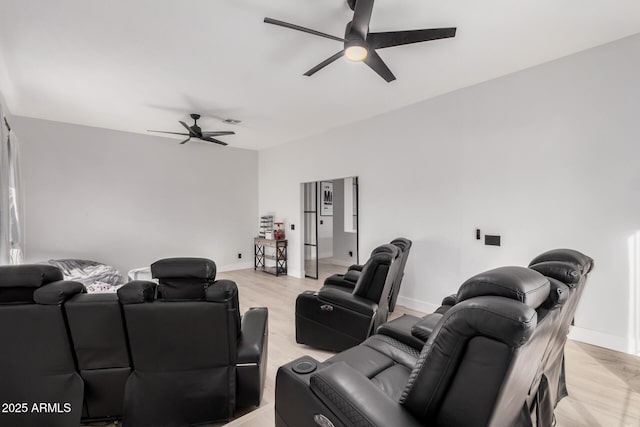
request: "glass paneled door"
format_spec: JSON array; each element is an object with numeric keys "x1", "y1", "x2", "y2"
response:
[{"x1": 303, "y1": 182, "x2": 318, "y2": 279}]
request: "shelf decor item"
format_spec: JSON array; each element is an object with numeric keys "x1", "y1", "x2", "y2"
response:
[
  {"x1": 274, "y1": 222, "x2": 285, "y2": 240},
  {"x1": 259, "y1": 215, "x2": 274, "y2": 238}
]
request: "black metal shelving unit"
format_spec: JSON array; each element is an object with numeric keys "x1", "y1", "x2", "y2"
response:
[{"x1": 254, "y1": 238, "x2": 287, "y2": 276}]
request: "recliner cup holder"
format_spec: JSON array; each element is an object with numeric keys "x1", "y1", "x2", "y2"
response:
[{"x1": 292, "y1": 360, "x2": 317, "y2": 374}]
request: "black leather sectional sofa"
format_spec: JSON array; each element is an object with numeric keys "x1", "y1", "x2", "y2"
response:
[
  {"x1": 0, "y1": 258, "x2": 268, "y2": 427},
  {"x1": 276, "y1": 249, "x2": 593, "y2": 427}
]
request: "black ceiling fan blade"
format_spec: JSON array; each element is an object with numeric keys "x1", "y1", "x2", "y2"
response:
[
  {"x1": 264, "y1": 18, "x2": 344, "y2": 42},
  {"x1": 202, "y1": 131, "x2": 235, "y2": 136},
  {"x1": 179, "y1": 121, "x2": 195, "y2": 135},
  {"x1": 304, "y1": 51, "x2": 345, "y2": 76},
  {"x1": 363, "y1": 50, "x2": 396, "y2": 82},
  {"x1": 351, "y1": 0, "x2": 374, "y2": 39},
  {"x1": 367, "y1": 28, "x2": 457, "y2": 49},
  {"x1": 147, "y1": 130, "x2": 190, "y2": 136},
  {"x1": 202, "y1": 136, "x2": 228, "y2": 146},
  {"x1": 179, "y1": 137, "x2": 191, "y2": 145}
]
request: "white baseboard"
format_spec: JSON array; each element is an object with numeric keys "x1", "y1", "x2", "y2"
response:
[
  {"x1": 568, "y1": 326, "x2": 639, "y2": 355},
  {"x1": 320, "y1": 258, "x2": 353, "y2": 268},
  {"x1": 288, "y1": 269, "x2": 303, "y2": 278},
  {"x1": 218, "y1": 261, "x2": 253, "y2": 272},
  {"x1": 395, "y1": 296, "x2": 440, "y2": 315}
]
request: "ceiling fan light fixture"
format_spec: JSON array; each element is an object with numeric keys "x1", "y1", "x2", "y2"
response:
[{"x1": 345, "y1": 44, "x2": 368, "y2": 62}]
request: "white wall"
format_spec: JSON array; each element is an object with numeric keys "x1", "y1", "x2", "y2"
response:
[
  {"x1": 331, "y1": 178, "x2": 357, "y2": 266},
  {"x1": 14, "y1": 116, "x2": 258, "y2": 275},
  {"x1": 0, "y1": 89, "x2": 11, "y2": 124},
  {"x1": 317, "y1": 181, "x2": 333, "y2": 259},
  {"x1": 259, "y1": 34, "x2": 640, "y2": 354}
]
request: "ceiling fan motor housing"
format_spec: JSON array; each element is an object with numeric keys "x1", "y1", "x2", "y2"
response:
[{"x1": 345, "y1": 22, "x2": 367, "y2": 48}]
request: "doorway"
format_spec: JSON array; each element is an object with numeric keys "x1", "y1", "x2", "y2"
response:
[{"x1": 302, "y1": 177, "x2": 359, "y2": 279}]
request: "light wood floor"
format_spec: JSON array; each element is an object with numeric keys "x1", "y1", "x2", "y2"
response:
[{"x1": 96, "y1": 263, "x2": 640, "y2": 427}]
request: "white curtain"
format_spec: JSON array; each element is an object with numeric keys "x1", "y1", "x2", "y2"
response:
[
  {"x1": 0, "y1": 106, "x2": 8, "y2": 265},
  {"x1": 8, "y1": 127, "x2": 24, "y2": 264},
  {"x1": 0, "y1": 112, "x2": 24, "y2": 265}
]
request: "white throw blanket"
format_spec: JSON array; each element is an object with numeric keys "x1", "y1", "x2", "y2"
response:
[{"x1": 45, "y1": 259, "x2": 124, "y2": 293}]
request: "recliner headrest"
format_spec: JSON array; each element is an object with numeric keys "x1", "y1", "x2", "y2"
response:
[
  {"x1": 151, "y1": 257, "x2": 217, "y2": 301},
  {"x1": 529, "y1": 261, "x2": 581, "y2": 288},
  {"x1": 151, "y1": 257, "x2": 217, "y2": 280},
  {"x1": 529, "y1": 248, "x2": 593, "y2": 274},
  {"x1": 0, "y1": 265, "x2": 64, "y2": 304},
  {"x1": 390, "y1": 237, "x2": 412, "y2": 251},
  {"x1": 457, "y1": 266, "x2": 550, "y2": 309},
  {"x1": 370, "y1": 244, "x2": 400, "y2": 260},
  {"x1": 0, "y1": 265, "x2": 64, "y2": 288}
]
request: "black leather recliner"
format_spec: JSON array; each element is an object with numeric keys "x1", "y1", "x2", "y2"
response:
[
  {"x1": 372, "y1": 248, "x2": 593, "y2": 426},
  {"x1": 117, "y1": 257, "x2": 268, "y2": 427},
  {"x1": 296, "y1": 244, "x2": 400, "y2": 352},
  {"x1": 0, "y1": 265, "x2": 86, "y2": 427},
  {"x1": 276, "y1": 265, "x2": 561, "y2": 427},
  {"x1": 324, "y1": 238, "x2": 412, "y2": 312}
]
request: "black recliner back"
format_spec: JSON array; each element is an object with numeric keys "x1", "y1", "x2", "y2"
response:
[
  {"x1": 353, "y1": 244, "x2": 399, "y2": 302},
  {"x1": 527, "y1": 249, "x2": 594, "y2": 425},
  {"x1": 388, "y1": 237, "x2": 412, "y2": 311},
  {"x1": 353, "y1": 243, "x2": 401, "y2": 333},
  {"x1": 118, "y1": 258, "x2": 241, "y2": 426},
  {"x1": 400, "y1": 266, "x2": 554, "y2": 427},
  {"x1": 0, "y1": 265, "x2": 85, "y2": 427},
  {"x1": 65, "y1": 293, "x2": 131, "y2": 421}
]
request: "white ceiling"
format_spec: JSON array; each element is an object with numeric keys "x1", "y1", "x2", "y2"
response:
[{"x1": 1, "y1": 0, "x2": 640, "y2": 150}]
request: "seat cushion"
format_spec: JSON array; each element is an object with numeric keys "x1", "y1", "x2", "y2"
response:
[{"x1": 324, "y1": 334, "x2": 418, "y2": 402}]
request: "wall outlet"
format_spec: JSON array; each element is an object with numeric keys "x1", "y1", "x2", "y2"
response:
[
  {"x1": 237, "y1": 253, "x2": 242, "y2": 259},
  {"x1": 291, "y1": 224, "x2": 295, "y2": 230},
  {"x1": 349, "y1": 251, "x2": 353, "y2": 257}
]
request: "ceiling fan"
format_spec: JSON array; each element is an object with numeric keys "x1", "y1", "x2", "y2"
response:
[
  {"x1": 148, "y1": 114, "x2": 235, "y2": 146},
  {"x1": 264, "y1": 0, "x2": 456, "y2": 82}
]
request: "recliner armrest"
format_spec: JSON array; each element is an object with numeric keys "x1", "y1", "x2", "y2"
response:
[
  {"x1": 33, "y1": 280, "x2": 86, "y2": 305},
  {"x1": 238, "y1": 307, "x2": 268, "y2": 364},
  {"x1": 343, "y1": 270, "x2": 361, "y2": 283},
  {"x1": 411, "y1": 313, "x2": 443, "y2": 341},
  {"x1": 377, "y1": 314, "x2": 425, "y2": 349},
  {"x1": 117, "y1": 280, "x2": 156, "y2": 304},
  {"x1": 310, "y1": 362, "x2": 422, "y2": 427},
  {"x1": 441, "y1": 293, "x2": 457, "y2": 306},
  {"x1": 318, "y1": 287, "x2": 377, "y2": 316},
  {"x1": 347, "y1": 264, "x2": 363, "y2": 272}
]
